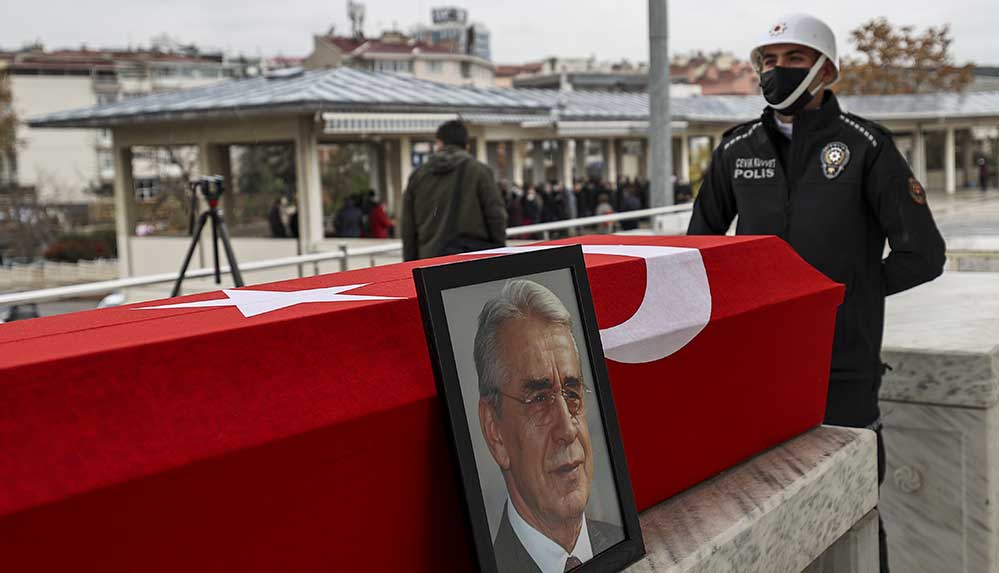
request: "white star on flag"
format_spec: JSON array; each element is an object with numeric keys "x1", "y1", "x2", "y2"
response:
[{"x1": 137, "y1": 284, "x2": 401, "y2": 318}]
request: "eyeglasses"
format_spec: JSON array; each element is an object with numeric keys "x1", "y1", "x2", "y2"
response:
[{"x1": 498, "y1": 382, "x2": 592, "y2": 421}]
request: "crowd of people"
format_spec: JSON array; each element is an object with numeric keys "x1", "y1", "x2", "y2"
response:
[
  {"x1": 501, "y1": 176, "x2": 669, "y2": 233},
  {"x1": 321, "y1": 175, "x2": 691, "y2": 240},
  {"x1": 328, "y1": 190, "x2": 394, "y2": 239}
]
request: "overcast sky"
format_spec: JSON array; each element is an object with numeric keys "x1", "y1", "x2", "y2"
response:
[{"x1": 3, "y1": 0, "x2": 998, "y2": 65}]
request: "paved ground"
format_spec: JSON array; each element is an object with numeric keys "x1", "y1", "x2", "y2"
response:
[{"x1": 927, "y1": 189, "x2": 999, "y2": 238}]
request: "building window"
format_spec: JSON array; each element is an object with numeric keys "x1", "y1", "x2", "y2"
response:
[
  {"x1": 426, "y1": 61, "x2": 443, "y2": 74},
  {"x1": 97, "y1": 149, "x2": 116, "y2": 183},
  {"x1": 98, "y1": 150, "x2": 114, "y2": 172},
  {"x1": 461, "y1": 62, "x2": 471, "y2": 79},
  {"x1": 374, "y1": 60, "x2": 412, "y2": 73},
  {"x1": 133, "y1": 178, "x2": 160, "y2": 203}
]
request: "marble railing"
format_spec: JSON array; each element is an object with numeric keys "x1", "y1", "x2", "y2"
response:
[
  {"x1": 881, "y1": 271, "x2": 999, "y2": 572},
  {"x1": 945, "y1": 237, "x2": 999, "y2": 273},
  {"x1": 629, "y1": 426, "x2": 879, "y2": 572}
]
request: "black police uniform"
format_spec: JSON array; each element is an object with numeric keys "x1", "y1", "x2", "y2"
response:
[
  {"x1": 689, "y1": 91, "x2": 945, "y2": 425},
  {"x1": 689, "y1": 91, "x2": 947, "y2": 570},
  {"x1": 688, "y1": 91, "x2": 946, "y2": 571}
]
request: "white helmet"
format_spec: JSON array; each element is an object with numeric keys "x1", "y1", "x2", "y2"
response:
[{"x1": 750, "y1": 14, "x2": 839, "y2": 84}]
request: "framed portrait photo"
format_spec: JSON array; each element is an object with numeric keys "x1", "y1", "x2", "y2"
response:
[{"x1": 413, "y1": 245, "x2": 645, "y2": 573}]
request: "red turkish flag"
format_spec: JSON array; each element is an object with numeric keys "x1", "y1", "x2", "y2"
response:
[{"x1": 0, "y1": 235, "x2": 842, "y2": 572}]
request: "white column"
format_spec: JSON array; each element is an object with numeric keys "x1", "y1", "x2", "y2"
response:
[
  {"x1": 562, "y1": 140, "x2": 575, "y2": 187},
  {"x1": 575, "y1": 139, "x2": 587, "y2": 179},
  {"x1": 945, "y1": 126, "x2": 957, "y2": 194},
  {"x1": 532, "y1": 141, "x2": 545, "y2": 184},
  {"x1": 679, "y1": 135, "x2": 691, "y2": 184},
  {"x1": 295, "y1": 117, "x2": 324, "y2": 247},
  {"x1": 512, "y1": 140, "x2": 526, "y2": 186},
  {"x1": 638, "y1": 139, "x2": 648, "y2": 180},
  {"x1": 994, "y1": 133, "x2": 999, "y2": 190},
  {"x1": 644, "y1": 138, "x2": 653, "y2": 179},
  {"x1": 399, "y1": 136, "x2": 413, "y2": 191},
  {"x1": 607, "y1": 138, "x2": 618, "y2": 185},
  {"x1": 111, "y1": 143, "x2": 135, "y2": 278},
  {"x1": 383, "y1": 140, "x2": 398, "y2": 215},
  {"x1": 913, "y1": 127, "x2": 927, "y2": 184},
  {"x1": 367, "y1": 142, "x2": 383, "y2": 197},
  {"x1": 614, "y1": 140, "x2": 624, "y2": 180},
  {"x1": 961, "y1": 130, "x2": 974, "y2": 189},
  {"x1": 475, "y1": 134, "x2": 488, "y2": 163}
]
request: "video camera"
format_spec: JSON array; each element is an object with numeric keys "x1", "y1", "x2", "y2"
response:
[
  {"x1": 187, "y1": 175, "x2": 225, "y2": 236},
  {"x1": 190, "y1": 175, "x2": 226, "y2": 203}
]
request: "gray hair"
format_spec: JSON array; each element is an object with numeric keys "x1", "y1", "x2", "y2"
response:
[{"x1": 473, "y1": 279, "x2": 574, "y2": 413}]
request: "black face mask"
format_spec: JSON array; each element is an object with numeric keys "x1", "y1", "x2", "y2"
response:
[{"x1": 760, "y1": 66, "x2": 815, "y2": 116}]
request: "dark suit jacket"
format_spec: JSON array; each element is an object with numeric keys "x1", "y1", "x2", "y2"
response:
[{"x1": 492, "y1": 504, "x2": 623, "y2": 572}]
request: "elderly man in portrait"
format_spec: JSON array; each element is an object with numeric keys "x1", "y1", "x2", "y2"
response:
[{"x1": 474, "y1": 280, "x2": 623, "y2": 573}]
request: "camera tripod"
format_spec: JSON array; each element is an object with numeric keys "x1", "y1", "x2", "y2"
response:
[{"x1": 171, "y1": 176, "x2": 244, "y2": 297}]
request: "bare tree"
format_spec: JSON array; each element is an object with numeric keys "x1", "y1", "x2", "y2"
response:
[
  {"x1": 836, "y1": 18, "x2": 974, "y2": 95},
  {"x1": 0, "y1": 65, "x2": 16, "y2": 185},
  {"x1": 0, "y1": 187, "x2": 59, "y2": 260}
]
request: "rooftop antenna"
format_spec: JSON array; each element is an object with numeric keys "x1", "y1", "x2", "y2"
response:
[{"x1": 348, "y1": 1, "x2": 366, "y2": 40}]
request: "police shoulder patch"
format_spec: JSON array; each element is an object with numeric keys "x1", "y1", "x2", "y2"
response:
[
  {"x1": 908, "y1": 176, "x2": 927, "y2": 205},
  {"x1": 820, "y1": 142, "x2": 851, "y2": 179}
]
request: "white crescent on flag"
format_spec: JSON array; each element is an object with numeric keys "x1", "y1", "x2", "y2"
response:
[{"x1": 469, "y1": 245, "x2": 712, "y2": 364}]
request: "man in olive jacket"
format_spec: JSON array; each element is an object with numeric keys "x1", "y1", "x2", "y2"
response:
[{"x1": 401, "y1": 120, "x2": 507, "y2": 261}]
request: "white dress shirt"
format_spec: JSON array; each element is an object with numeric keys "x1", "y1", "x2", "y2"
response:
[
  {"x1": 774, "y1": 115, "x2": 793, "y2": 139},
  {"x1": 507, "y1": 498, "x2": 593, "y2": 573}
]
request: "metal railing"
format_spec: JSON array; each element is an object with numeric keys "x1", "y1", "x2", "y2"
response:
[{"x1": 0, "y1": 203, "x2": 693, "y2": 306}]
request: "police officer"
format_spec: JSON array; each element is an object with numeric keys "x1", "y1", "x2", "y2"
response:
[{"x1": 687, "y1": 14, "x2": 946, "y2": 572}]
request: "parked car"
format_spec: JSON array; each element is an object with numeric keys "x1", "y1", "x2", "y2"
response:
[
  {"x1": 98, "y1": 291, "x2": 126, "y2": 309},
  {"x1": 0, "y1": 303, "x2": 40, "y2": 323}
]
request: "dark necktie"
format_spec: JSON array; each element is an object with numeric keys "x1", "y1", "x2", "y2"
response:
[{"x1": 564, "y1": 556, "x2": 582, "y2": 571}]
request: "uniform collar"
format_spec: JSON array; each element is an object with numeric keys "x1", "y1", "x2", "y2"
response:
[{"x1": 762, "y1": 90, "x2": 841, "y2": 135}]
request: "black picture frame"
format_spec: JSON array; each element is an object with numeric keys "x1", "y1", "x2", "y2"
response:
[{"x1": 413, "y1": 245, "x2": 645, "y2": 573}]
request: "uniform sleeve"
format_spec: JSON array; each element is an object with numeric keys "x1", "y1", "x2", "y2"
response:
[
  {"x1": 400, "y1": 172, "x2": 418, "y2": 261},
  {"x1": 687, "y1": 145, "x2": 737, "y2": 235},
  {"x1": 864, "y1": 139, "x2": 947, "y2": 296},
  {"x1": 477, "y1": 164, "x2": 508, "y2": 245}
]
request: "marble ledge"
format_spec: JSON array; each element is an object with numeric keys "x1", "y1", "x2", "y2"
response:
[
  {"x1": 627, "y1": 426, "x2": 878, "y2": 573},
  {"x1": 880, "y1": 348, "x2": 999, "y2": 408},
  {"x1": 944, "y1": 236, "x2": 999, "y2": 253},
  {"x1": 881, "y1": 272, "x2": 999, "y2": 408}
]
